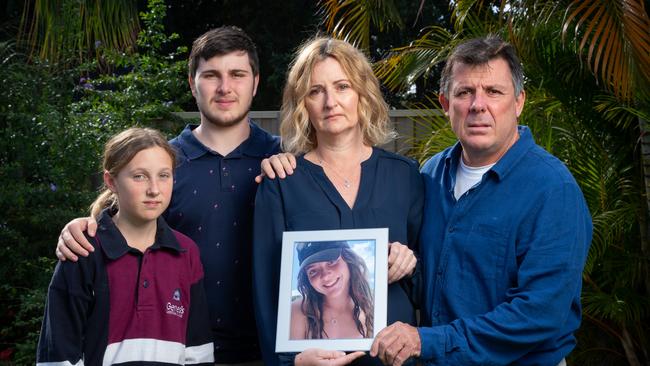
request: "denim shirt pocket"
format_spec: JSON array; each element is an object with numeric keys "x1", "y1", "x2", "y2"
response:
[{"x1": 462, "y1": 223, "x2": 508, "y2": 280}]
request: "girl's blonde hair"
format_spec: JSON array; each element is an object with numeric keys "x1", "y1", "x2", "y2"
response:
[
  {"x1": 280, "y1": 37, "x2": 396, "y2": 154},
  {"x1": 89, "y1": 128, "x2": 176, "y2": 218}
]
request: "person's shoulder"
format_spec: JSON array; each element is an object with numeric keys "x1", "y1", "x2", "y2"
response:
[
  {"x1": 55, "y1": 233, "x2": 101, "y2": 279},
  {"x1": 290, "y1": 298, "x2": 307, "y2": 321},
  {"x1": 170, "y1": 229, "x2": 199, "y2": 252},
  {"x1": 291, "y1": 297, "x2": 304, "y2": 309},
  {"x1": 374, "y1": 148, "x2": 419, "y2": 169},
  {"x1": 168, "y1": 125, "x2": 193, "y2": 147},
  {"x1": 250, "y1": 120, "x2": 282, "y2": 154},
  {"x1": 524, "y1": 144, "x2": 577, "y2": 185},
  {"x1": 421, "y1": 146, "x2": 454, "y2": 174}
]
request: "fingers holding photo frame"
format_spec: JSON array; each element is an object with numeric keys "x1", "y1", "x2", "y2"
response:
[{"x1": 275, "y1": 228, "x2": 388, "y2": 353}]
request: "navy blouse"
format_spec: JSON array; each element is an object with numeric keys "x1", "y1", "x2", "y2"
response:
[{"x1": 252, "y1": 147, "x2": 424, "y2": 366}]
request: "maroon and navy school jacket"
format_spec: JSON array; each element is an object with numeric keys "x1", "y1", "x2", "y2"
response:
[{"x1": 37, "y1": 209, "x2": 214, "y2": 365}]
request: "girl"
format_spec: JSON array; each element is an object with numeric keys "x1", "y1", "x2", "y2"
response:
[
  {"x1": 37, "y1": 128, "x2": 214, "y2": 365},
  {"x1": 290, "y1": 241, "x2": 374, "y2": 340}
]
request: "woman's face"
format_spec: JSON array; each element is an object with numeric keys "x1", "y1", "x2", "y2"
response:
[
  {"x1": 304, "y1": 57, "x2": 360, "y2": 138},
  {"x1": 305, "y1": 255, "x2": 351, "y2": 298}
]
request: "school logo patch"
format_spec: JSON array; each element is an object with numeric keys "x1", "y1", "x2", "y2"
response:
[
  {"x1": 166, "y1": 302, "x2": 185, "y2": 318},
  {"x1": 172, "y1": 288, "x2": 181, "y2": 302}
]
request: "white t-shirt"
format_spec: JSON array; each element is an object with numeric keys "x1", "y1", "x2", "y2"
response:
[{"x1": 454, "y1": 157, "x2": 495, "y2": 200}]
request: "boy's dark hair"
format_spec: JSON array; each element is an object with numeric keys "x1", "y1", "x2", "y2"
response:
[
  {"x1": 188, "y1": 26, "x2": 259, "y2": 78},
  {"x1": 440, "y1": 35, "x2": 524, "y2": 96}
]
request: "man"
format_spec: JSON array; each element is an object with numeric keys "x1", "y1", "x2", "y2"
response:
[
  {"x1": 56, "y1": 26, "x2": 280, "y2": 365},
  {"x1": 370, "y1": 35, "x2": 592, "y2": 365}
]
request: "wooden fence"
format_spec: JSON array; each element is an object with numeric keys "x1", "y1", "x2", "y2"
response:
[{"x1": 173, "y1": 109, "x2": 444, "y2": 154}]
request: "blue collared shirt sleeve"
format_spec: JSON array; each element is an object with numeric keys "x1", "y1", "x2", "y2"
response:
[{"x1": 418, "y1": 179, "x2": 592, "y2": 365}]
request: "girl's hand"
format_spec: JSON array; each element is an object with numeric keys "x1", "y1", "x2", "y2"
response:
[{"x1": 295, "y1": 349, "x2": 365, "y2": 366}]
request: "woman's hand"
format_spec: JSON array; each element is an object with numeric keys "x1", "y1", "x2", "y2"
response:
[
  {"x1": 255, "y1": 152, "x2": 297, "y2": 183},
  {"x1": 295, "y1": 349, "x2": 365, "y2": 366},
  {"x1": 56, "y1": 217, "x2": 97, "y2": 261},
  {"x1": 387, "y1": 242, "x2": 416, "y2": 284}
]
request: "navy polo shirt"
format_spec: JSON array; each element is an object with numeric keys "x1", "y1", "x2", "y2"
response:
[{"x1": 166, "y1": 121, "x2": 280, "y2": 362}]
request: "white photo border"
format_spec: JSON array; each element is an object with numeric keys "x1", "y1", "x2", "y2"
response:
[{"x1": 275, "y1": 228, "x2": 388, "y2": 352}]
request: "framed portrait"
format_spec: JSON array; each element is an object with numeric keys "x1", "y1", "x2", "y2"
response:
[{"x1": 275, "y1": 228, "x2": 388, "y2": 353}]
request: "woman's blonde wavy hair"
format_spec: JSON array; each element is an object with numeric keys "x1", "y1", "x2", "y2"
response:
[{"x1": 280, "y1": 37, "x2": 396, "y2": 154}]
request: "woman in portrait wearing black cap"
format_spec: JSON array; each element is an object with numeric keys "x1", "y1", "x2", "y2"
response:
[{"x1": 290, "y1": 241, "x2": 374, "y2": 340}]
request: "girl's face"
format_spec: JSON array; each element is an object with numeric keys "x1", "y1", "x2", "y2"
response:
[
  {"x1": 306, "y1": 255, "x2": 351, "y2": 298},
  {"x1": 104, "y1": 146, "x2": 174, "y2": 226}
]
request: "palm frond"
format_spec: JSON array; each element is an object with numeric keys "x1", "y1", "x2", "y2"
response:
[
  {"x1": 582, "y1": 289, "x2": 650, "y2": 324},
  {"x1": 18, "y1": 0, "x2": 139, "y2": 65},
  {"x1": 562, "y1": 0, "x2": 650, "y2": 102},
  {"x1": 374, "y1": 26, "x2": 456, "y2": 92},
  {"x1": 317, "y1": 0, "x2": 403, "y2": 50}
]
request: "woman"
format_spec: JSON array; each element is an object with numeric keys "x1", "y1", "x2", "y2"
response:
[
  {"x1": 291, "y1": 241, "x2": 373, "y2": 340},
  {"x1": 253, "y1": 37, "x2": 423, "y2": 366}
]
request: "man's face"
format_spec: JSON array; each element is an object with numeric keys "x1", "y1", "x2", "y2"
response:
[
  {"x1": 189, "y1": 51, "x2": 259, "y2": 128},
  {"x1": 440, "y1": 57, "x2": 525, "y2": 166}
]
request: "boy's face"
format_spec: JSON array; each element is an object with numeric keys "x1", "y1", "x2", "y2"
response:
[
  {"x1": 189, "y1": 51, "x2": 259, "y2": 129},
  {"x1": 104, "y1": 146, "x2": 174, "y2": 225}
]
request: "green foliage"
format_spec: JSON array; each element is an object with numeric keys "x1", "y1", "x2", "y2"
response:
[
  {"x1": 0, "y1": 0, "x2": 189, "y2": 362},
  {"x1": 318, "y1": 0, "x2": 650, "y2": 364},
  {"x1": 18, "y1": 0, "x2": 139, "y2": 66}
]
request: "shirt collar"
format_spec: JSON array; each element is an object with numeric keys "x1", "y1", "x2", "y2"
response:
[
  {"x1": 96, "y1": 208, "x2": 184, "y2": 260},
  {"x1": 444, "y1": 125, "x2": 534, "y2": 181},
  {"x1": 176, "y1": 120, "x2": 279, "y2": 160},
  {"x1": 490, "y1": 125, "x2": 534, "y2": 180}
]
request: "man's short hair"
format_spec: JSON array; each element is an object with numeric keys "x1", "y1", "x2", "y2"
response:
[
  {"x1": 440, "y1": 35, "x2": 524, "y2": 96},
  {"x1": 188, "y1": 26, "x2": 260, "y2": 78}
]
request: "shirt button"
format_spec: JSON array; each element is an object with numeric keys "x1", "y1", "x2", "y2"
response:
[
  {"x1": 223, "y1": 172, "x2": 229, "y2": 177},
  {"x1": 143, "y1": 280, "x2": 149, "y2": 288},
  {"x1": 434, "y1": 311, "x2": 439, "y2": 317},
  {"x1": 448, "y1": 226, "x2": 455, "y2": 233}
]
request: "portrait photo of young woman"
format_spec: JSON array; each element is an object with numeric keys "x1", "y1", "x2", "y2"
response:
[{"x1": 289, "y1": 240, "x2": 375, "y2": 340}]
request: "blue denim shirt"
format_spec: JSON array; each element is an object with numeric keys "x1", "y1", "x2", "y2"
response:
[{"x1": 418, "y1": 126, "x2": 592, "y2": 365}]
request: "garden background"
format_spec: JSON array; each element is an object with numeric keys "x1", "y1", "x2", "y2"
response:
[{"x1": 1, "y1": 0, "x2": 649, "y2": 364}]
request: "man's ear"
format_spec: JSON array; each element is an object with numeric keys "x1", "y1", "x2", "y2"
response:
[
  {"x1": 252, "y1": 74, "x2": 260, "y2": 97},
  {"x1": 188, "y1": 74, "x2": 197, "y2": 98},
  {"x1": 439, "y1": 93, "x2": 450, "y2": 115},
  {"x1": 515, "y1": 89, "x2": 526, "y2": 118},
  {"x1": 103, "y1": 171, "x2": 116, "y2": 193}
]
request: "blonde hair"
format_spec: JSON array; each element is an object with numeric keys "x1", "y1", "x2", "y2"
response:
[
  {"x1": 89, "y1": 128, "x2": 176, "y2": 218},
  {"x1": 280, "y1": 37, "x2": 396, "y2": 154}
]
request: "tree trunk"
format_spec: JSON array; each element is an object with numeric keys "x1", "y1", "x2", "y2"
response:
[
  {"x1": 640, "y1": 117, "x2": 650, "y2": 294},
  {"x1": 620, "y1": 324, "x2": 642, "y2": 366}
]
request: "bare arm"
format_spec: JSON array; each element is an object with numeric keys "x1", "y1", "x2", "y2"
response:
[
  {"x1": 55, "y1": 217, "x2": 97, "y2": 261},
  {"x1": 255, "y1": 153, "x2": 297, "y2": 183},
  {"x1": 290, "y1": 299, "x2": 308, "y2": 340}
]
